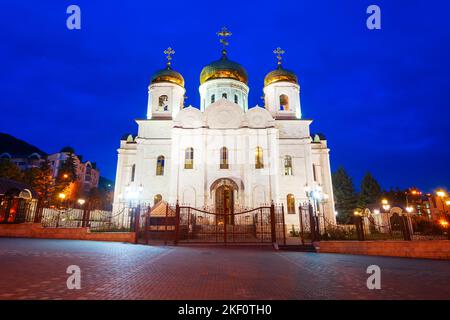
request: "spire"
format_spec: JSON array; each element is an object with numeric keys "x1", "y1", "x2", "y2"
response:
[
  {"x1": 273, "y1": 47, "x2": 285, "y2": 69},
  {"x1": 216, "y1": 26, "x2": 232, "y2": 59},
  {"x1": 163, "y1": 47, "x2": 175, "y2": 69}
]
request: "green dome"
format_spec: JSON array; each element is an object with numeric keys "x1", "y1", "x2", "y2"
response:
[
  {"x1": 151, "y1": 66, "x2": 185, "y2": 87},
  {"x1": 200, "y1": 57, "x2": 248, "y2": 85}
]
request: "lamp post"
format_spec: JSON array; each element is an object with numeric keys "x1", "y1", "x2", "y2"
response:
[
  {"x1": 353, "y1": 208, "x2": 365, "y2": 241},
  {"x1": 56, "y1": 193, "x2": 66, "y2": 227}
]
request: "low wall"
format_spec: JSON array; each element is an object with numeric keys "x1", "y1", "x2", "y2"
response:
[
  {"x1": 314, "y1": 240, "x2": 450, "y2": 260},
  {"x1": 0, "y1": 223, "x2": 136, "y2": 243}
]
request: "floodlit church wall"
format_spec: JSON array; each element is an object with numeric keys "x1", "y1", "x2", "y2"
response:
[
  {"x1": 311, "y1": 143, "x2": 336, "y2": 224},
  {"x1": 112, "y1": 144, "x2": 137, "y2": 212},
  {"x1": 137, "y1": 120, "x2": 173, "y2": 139},
  {"x1": 135, "y1": 138, "x2": 172, "y2": 205}
]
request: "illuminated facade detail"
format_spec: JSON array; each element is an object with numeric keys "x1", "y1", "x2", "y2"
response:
[{"x1": 113, "y1": 31, "x2": 336, "y2": 230}]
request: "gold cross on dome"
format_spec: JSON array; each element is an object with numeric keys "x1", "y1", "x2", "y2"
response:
[
  {"x1": 217, "y1": 27, "x2": 232, "y2": 51},
  {"x1": 163, "y1": 47, "x2": 175, "y2": 67},
  {"x1": 273, "y1": 47, "x2": 285, "y2": 66}
]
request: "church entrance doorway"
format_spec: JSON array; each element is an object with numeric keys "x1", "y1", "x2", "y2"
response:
[{"x1": 215, "y1": 185, "x2": 234, "y2": 225}]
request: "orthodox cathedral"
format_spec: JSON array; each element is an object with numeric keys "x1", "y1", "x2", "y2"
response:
[{"x1": 113, "y1": 28, "x2": 336, "y2": 228}]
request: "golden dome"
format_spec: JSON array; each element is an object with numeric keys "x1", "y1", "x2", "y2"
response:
[
  {"x1": 200, "y1": 56, "x2": 248, "y2": 85},
  {"x1": 264, "y1": 66, "x2": 298, "y2": 87},
  {"x1": 151, "y1": 66, "x2": 185, "y2": 87}
]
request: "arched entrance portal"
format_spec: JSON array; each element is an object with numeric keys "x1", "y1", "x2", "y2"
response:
[
  {"x1": 210, "y1": 178, "x2": 239, "y2": 225},
  {"x1": 216, "y1": 185, "x2": 234, "y2": 224}
]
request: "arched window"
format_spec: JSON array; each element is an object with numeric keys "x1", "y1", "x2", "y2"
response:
[
  {"x1": 222, "y1": 93, "x2": 227, "y2": 99},
  {"x1": 284, "y1": 156, "x2": 293, "y2": 175},
  {"x1": 220, "y1": 147, "x2": 229, "y2": 169},
  {"x1": 156, "y1": 156, "x2": 165, "y2": 176},
  {"x1": 211, "y1": 94, "x2": 215, "y2": 103},
  {"x1": 280, "y1": 94, "x2": 289, "y2": 111},
  {"x1": 130, "y1": 164, "x2": 136, "y2": 182},
  {"x1": 185, "y1": 147, "x2": 194, "y2": 169},
  {"x1": 287, "y1": 194, "x2": 296, "y2": 214},
  {"x1": 158, "y1": 95, "x2": 169, "y2": 111},
  {"x1": 255, "y1": 147, "x2": 264, "y2": 169},
  {"x1": 234, "y1": 94, "x2": 238, "y2": 104},
  {"x1": 154, "y1": 194, "x2": 162, "y2": 206}
]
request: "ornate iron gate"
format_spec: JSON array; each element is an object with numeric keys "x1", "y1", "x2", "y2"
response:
[
  {"x1": 144, "y1": 201, "x2": 286, "y2": 244},
  {"x1": 175, "y1": 204, "x2": 285, "y2": 244}
]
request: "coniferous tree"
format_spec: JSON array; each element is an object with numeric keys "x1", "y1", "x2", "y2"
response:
[
  {"x1": 358, "y1": 172, "x2": 382, "y2": 207},
  {"x1": 332, "y1": 167, "x2": 358, "y2": 224}
]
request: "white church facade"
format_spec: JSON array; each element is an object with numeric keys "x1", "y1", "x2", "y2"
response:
[{"x1": 113, "y1": 30, "x2": 336, "y2": 229}]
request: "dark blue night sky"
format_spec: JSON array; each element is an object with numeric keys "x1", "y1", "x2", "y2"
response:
[{"x1": 1, "y1": 1, "x2": 449, "y2": 191}]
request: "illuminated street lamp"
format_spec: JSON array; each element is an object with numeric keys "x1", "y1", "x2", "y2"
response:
[
  {"x1": 58, "y1": 193, "x2": 66, "y2": 200},
  {"x1": 77, "y1": 198, "x2": 86, "y2": 206},
  {"x1": 406, "y1": 207, "x2": 414, "y2": 213},
  {"x1": 353, "y1": 210, "x2": 362, "y2": 217},
  {"x1": 436, "y1": 190, "x2": 447, "y2": 198},
  {"x1": 381, "y1": 199, "x2": 391, "y2": 212}
]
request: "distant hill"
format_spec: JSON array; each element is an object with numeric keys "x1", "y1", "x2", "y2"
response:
[{"x1": 0, "y1": 133, "x2": 47, "y2": 157}]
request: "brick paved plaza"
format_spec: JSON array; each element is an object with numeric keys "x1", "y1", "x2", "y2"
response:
[{"x1": 0, "y1": 238, "x2": 449, "y2": 300}]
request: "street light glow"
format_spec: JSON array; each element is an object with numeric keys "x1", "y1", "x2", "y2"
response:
[
  {"x1": 406, "y1": 207, "x2": 414, "y2": 213},
  {"x1": 436, "y1": 190, "x2": 447, "y2": 198},
  {"x1": 58, "y1": 193, "x2": 66, "y2": 200},
  {"x1": 78, "y1": 199, "x2": 85, "y2": 205}
]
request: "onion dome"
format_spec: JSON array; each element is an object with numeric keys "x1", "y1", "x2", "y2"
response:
[
  {"x1": 151, "y1": 66, "x2": 185, "y2": 87},
  {"x1": 200, "y1": 27, "x2": 248, "y2": 85},
  {"x1": 150, "y1": 47, "x2": 185, "y2": 87},
  {"x1": 200, "y1": 55, "x2": 248, "y2": 85},
  {"x1": 264, "y1": 66, "x2": 298, "y2": 87},
  {"x1": 264, "y1": 47, "x2": 298, "y2": 87}
]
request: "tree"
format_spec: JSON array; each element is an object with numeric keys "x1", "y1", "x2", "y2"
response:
[
  {"x1": 26, "y1": 160, "x2": 55, "y2": 204},
  {"x1": 332, "y1": 167, "x2": 358, "y2": 224},
  {"x1": 0, "y1": 159, "x2": 24, "y2": 181},
  {"x1": 54, "y1": 152, "x2": 78, "y2": 197},
  {"x1": 358, "y1": 172, "x2": 382, "y2": 207}
]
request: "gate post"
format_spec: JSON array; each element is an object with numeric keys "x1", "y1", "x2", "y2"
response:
[
  {"x1": 308, "y1": 203, "x2": 317, "y2": 242},
  {"x1": 401, "y1": 215, "x2": 411, "y2": 241},
  {"x1": 355, "y1": 216, "x2": 365, "y2": 241},
  {"x1": 144, "y1": 206, "x2": 151, "y2": 244},
  {"x1": 270, "y1": 201, "x2": 277, "y2": 244},
  {"x1": 164, "y1": 203, "x2": 169, "y2": 245},
  {"x1": 281, "y1": 204, "x2": 286, "y2": 245},
  {"x1": 34, "y1": 199, "x2": 43, "y2": 223},
  {"x1": 299, "y1": 205, "x2": 305, "y2": 245},
  {"x1": 133, "y1": 205, "x2": 141, "y2": 244},
  {"x1": 174, "y1": 201, "x2": 180, "y2": 245},
  {"x1": 81, "y1": 203, "x2": 88, "y2": 228}
]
